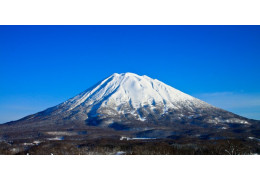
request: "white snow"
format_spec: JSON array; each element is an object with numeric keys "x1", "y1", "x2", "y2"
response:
[
  {"x1": 23, "y1": 143, "x2": 34, "y2": 146},
  {"x1": 208, "y1": 118, "x2": 249, "y2": 125},
  {"x1": 33, "y1": 140, "x2": 41, "y2": 145},
  {"x1": 47, "y1": 136, "x2": 64, "y2": 141},
  {"x1": 115, "y1": 151, "x2": 126, "y2": 155},
  {"x1": 45, "y1": 131, "x2": 78, "y2": 136},
  {"x1": 224, "y1": 118, "x2": 249, "y2": 124},
  {"x1": 248, "y1": 137, "x2": 260, "y2": 142},
  {"x1": 63, "y1": 72, "x2": 212, "y2": 119},
  {"x1": 120, "y1": 136, "x2": 156, "y2": 140}
]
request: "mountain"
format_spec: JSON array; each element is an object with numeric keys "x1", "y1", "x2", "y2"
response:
[{"x1": 0, "y1": 73, "x2": 259, "y2": 141}]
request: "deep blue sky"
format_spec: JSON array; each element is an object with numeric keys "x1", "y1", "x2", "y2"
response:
[{"x1": 0, "y1": 26, "x2": 260, "y2": 123}]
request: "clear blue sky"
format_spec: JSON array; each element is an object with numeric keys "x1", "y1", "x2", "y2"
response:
[{"x1": 0, "y1": 25, "x2": 260, "y2": 123}]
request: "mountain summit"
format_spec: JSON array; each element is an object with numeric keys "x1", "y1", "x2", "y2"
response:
[
  {"x1": 1, "y1": 72, "x2": 258, "y2": 140},
  {"x1": 61, "y1": 72, "x2": 213, "y2": 122}
]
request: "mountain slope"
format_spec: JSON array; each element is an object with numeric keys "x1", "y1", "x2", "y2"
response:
[
  {"x1": 0, "y1": 73, "x2": 259, "y2": 140},
  {"x1": 59, "y1": 72, "x2": 215, "y2": 122}
]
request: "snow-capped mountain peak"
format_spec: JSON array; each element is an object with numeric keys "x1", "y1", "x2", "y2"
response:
[
  {"x1": 61, "y1": 73, "x2": 211, "y2": 121},
  {"x1": 1, "y1": 72, "x2": 252, "y2": 139}
]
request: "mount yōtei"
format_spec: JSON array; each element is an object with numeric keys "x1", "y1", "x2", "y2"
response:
[{"x1": 1, "y1": 73, "x2": 259, "y2": 140}]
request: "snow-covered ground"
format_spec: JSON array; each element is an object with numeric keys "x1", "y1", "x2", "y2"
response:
[
  {"x1": 45, "y1": 131, "x2": 78, "y2": 136},
  {"x1": 248, "y1": 137, "x2": 260, "y2": 142},
  {"x1": 47, "y1": 136, "x2": 64, "y2": 141},
  {"x1": 120, "y1": 136, "x2": 156, "y2": 141},
  {"x1": 115, "y1": 151, "x2": 126, "y2": 155}
]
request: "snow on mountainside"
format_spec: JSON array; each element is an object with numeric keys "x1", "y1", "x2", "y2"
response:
[{"x1": 61, "y1": 72, "x2": 212, "y2": 119}]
